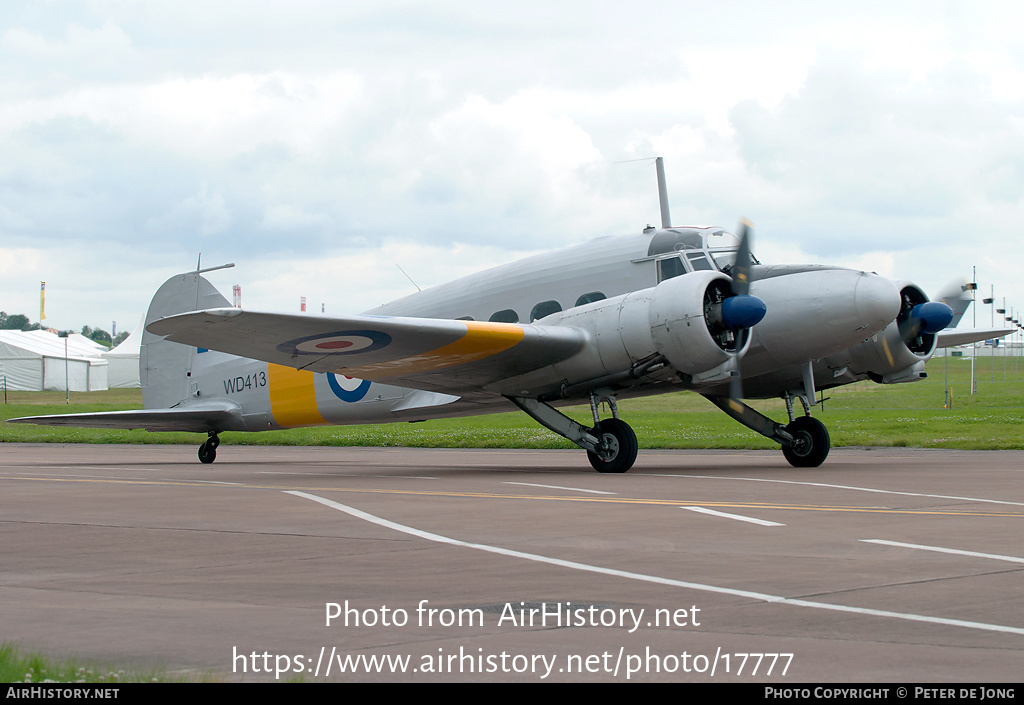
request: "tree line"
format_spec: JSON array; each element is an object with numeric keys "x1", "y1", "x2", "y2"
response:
[{"x1": 0, "y1": 312, "x2": 130, "y2": 348}]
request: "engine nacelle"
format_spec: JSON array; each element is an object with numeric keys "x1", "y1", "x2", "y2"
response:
[
  {"x1": 835, "y1": 283, "x2": 937, "y2": 384},
  {"x1": 503, "y1": 271, "x2": 751, "y2": 397},
  {"x1": 648, "y1": 271, "x2": 747, "y2": 377}
]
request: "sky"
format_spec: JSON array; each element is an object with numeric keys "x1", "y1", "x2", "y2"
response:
[{"x1": 2, "y1": 0, "x2": 1023, "y2": 334}]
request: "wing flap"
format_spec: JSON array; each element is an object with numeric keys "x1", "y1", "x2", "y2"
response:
[{"x1": 147, "y1": 309, "x2": 585, "y2": 391}]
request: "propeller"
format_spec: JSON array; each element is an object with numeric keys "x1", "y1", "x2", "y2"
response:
[
  {"x1": 897, "y1": 289, "x2": 954, "y2": 350},
  {"x1": 902, "y1": 301, "x2": 953, "y2": 338},
  {"x1": 707, "y1": 219, "x2": 766, "y2": 403}
]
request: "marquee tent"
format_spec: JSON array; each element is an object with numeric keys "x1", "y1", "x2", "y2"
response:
[
  {"x1": 102, "y1": 319, "x2": 142, "y2": 388},
  {"x1": 0, "y1": 330, "x2": 108, "y2": 392}
]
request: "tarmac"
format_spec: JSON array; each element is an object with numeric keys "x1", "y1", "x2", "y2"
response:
[{"x1": 1, "y1": 443, "x2": 1022, "y2": 682}]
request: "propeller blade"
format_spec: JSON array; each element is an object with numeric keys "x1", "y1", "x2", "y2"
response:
[
  {"x1": 729, "y1": 357, "x2": 744, "y2": 402},
  {"x1": 934, "y1": 278, "x2": 972, "y2": 329},
  {"x1": 723, "y1": 218, "x2": 763, "y2": 402},
  {"x1": 731, "y1": 218, "x2": 754, "y2": 296}
]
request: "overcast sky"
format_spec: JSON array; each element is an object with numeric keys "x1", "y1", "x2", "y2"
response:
[{"x1": 2, "y1": 1, "x2": 1022, "y2": 333}]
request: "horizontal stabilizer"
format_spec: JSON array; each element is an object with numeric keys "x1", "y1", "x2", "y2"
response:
[
  {"x1": 8, "y1": 400, "x2": 243, "y2": 433},
  {"x1": 147, "y1": 308, "x2": 585, "y2": 392},
  {"x1": 936, "y1": 328, "x2": 1014, "y2": 348}
]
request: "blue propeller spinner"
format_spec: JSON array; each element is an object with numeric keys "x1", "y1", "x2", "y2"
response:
[{"x1": 910, "y1": 301, "x2": 953, "y2": 334}]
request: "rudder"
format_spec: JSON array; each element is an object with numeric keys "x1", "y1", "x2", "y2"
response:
[{"x1": 140, "y1": 272, "x2": 231, "y2": 410}]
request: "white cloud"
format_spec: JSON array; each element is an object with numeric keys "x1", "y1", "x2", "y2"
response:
[{"x1": 1, "y1": 0, "x2": 1023, "y2": 334}]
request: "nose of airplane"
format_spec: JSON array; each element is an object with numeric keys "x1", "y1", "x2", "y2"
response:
[
  {"x1": 854, "y1": 272, "x2": 902, "y2": 334},
  {"x1": 750, "y1": 268, "x2": 902, "y2": 365}
]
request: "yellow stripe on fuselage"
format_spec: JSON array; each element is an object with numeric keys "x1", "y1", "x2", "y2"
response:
[
  {"x1": 337, "y1": 321, "x2": 525, "y2": 380},
  {"x1": 268, "y1": 363, "x2": 327, "y2": 428}
]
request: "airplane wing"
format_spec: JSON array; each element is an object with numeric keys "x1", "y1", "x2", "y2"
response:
[
  {"x1": 147, "y1": 308, "x2": 586, "y2": 393},
  {"x1": 7, "y1": 399, "x2": 243, "y2": 433},
  {"x1": 936, "y1": 327, "x2": 1014, "y2": 348}
]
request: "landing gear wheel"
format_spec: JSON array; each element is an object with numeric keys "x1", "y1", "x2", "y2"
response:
[
  {"x1": 198, "y1": 434, "x2": 220, "y2": 464},
  {"x1": 198, "y1": 442, "x2": 216, "y2": 464},
  {"x1": 587, "y1": 418, "x2": 638, "y2": 473},
  {"x1": 781, "y1": 416, "x2": 830, "y2": 467}
]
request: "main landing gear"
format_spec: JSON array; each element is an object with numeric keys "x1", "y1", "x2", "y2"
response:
[
  {"x1": 507, "y1": 390, "x2": 639, "y2": 473},
  {"x1": 587, "y1": 417, "x2": 639, "y2": 473},
  {"x1": 781, "y1": 415, "x2": 830, "y2": 467},
  {"x1": 703, "y1": 391, "x2": 831, "y2": 468},
  {"x1": 198, "y1": 431, "x2": 220, "y2": 464}
]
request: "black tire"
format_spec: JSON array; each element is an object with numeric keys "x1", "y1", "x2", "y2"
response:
[
  {"x1": 198, "y1": 441, "x2": 217, "y2": 464},
  {"x1": 781, "y1": 416, "x2": 830, "y2": 467},
  {"x1": 587, "y1": 418, "x2": 638, "y2": 473}
]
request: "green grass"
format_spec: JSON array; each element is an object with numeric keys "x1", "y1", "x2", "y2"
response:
[
  {"x1": 2, "y1": 356, "x2": 1022, "y2": 450},
  {"x1": 0, "y1": 641, "x2": 191, "y2": 683}
]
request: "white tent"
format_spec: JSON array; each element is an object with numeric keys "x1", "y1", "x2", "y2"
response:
[
  {"x1": 102, "y1": 318, "x2": 142, "y2": 388},
  {"x1": 0, "y1": 330, "x2": 108, "y2": 392},
  {"x1": 69, "y1": 332, "x2": 110, "y2": 354}
]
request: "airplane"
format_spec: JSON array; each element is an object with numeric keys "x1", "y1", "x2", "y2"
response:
[{"x1": 10, "y1": 160, "x2": 1010, "y2": 473}]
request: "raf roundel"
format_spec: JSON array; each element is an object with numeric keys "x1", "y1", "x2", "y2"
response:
[
  {"x1": 277, "y1": 330, "x2": 392, "y2": 357},
  {"x1": 327, "y1": 373, "x2": 372, "y2": 402}
]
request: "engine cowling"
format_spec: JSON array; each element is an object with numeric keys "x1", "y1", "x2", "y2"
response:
[
  {"x1": 505, "y1": 271, "x2": 761, "y2": 397},
  {"x1": 839, "y1": 283, "x2": 947, "y2": 384},
  {"x1": 649, "y1": 271, "x2": 753, "y2": 377}
]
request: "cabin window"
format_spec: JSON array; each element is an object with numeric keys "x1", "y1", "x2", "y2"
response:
[
  {"x1": 489, "y1": 309, "x2": 519, "y2": 323},
  {"x1": 575, "y1": 292, "x2": 606, "y2": 307},
  {"x1": 530, "y1": 300, "x2": 562, "y2": 322}
]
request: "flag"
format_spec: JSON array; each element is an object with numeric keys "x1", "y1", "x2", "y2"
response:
[{"x1": 40, "y1": 282, "x2": 46, "y2": 321}]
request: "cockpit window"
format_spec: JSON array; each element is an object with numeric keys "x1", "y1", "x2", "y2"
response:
[
  {"x1": 706, "y1": 229, "x2": 760, "y2": 271},
  {"x1": 686, "y1": 252, "x2": 714, "y2": 271},
  {"x1": 647, "y1": 228, "x2": 704, "y2": 257},
  {"x1": 658, "y1": 256, "x2": 687, "y2": 282},
  {"x1": 648, "y1": 227, "x2": 760, "y2": 280},
  {"x1": 706, "y1": 229, "x2": 741, "y2": 250}
]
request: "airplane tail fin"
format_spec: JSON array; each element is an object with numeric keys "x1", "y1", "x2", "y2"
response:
[{"x1": 141, "y1": 272, "x2": 231, "y2": 410}]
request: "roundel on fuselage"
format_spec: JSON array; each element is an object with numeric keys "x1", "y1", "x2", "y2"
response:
[{"x1": 327, "y1": 373, "x2": 371, "y2": 402}]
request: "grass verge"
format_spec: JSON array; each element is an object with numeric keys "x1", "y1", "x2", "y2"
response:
[
  {"x1": 0, "y1": 641, "x2": 199, "y2": 683},
  {"x1": 2, "y1": 356, "x2": 1022, "y2": 450}
]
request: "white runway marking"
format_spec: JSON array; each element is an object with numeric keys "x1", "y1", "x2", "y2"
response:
[
  {"x1": 256, "y1": 471, "x2": 438, "y2": 480},
  {"x1": 652, "y1": 474, "x2": 1024, "y2": 507},
  {"x1": 287, "y1": 490, "x2": 1024, "y2": 637},
  {"x1": 862, "y1": 539, "x2": 1024, "y2": 565},
  {"x1": 685, "y1": 506, "x2": 784, "y2": 526},
  {"x1": 503, "y1": 481, "x2": 616, "y2": 495}
]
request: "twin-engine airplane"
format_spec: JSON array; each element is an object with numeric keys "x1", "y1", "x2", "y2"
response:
[{"x1": 12, "y1": 161, "x2": 1004, "y2": 472}]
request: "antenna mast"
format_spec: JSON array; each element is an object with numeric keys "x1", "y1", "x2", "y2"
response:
[{"x1": 656, "y1": 156, "x2": 671, "y2": 228}]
